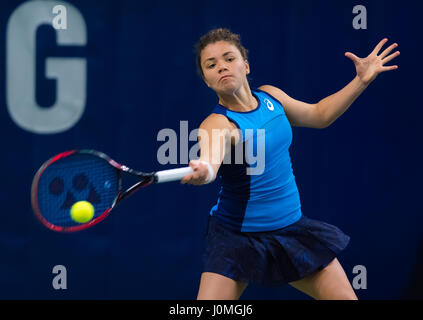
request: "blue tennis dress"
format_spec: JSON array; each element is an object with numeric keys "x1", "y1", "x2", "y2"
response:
[
  {"x1": 203, "y1": 88, "x2": 350, "y2": 287},
  {"x1": 210, "y1": 89, "x2": 302, "y2": 232}
]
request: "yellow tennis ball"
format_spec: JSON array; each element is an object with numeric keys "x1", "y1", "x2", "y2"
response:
[{"x1": 70, "y1": 201, "x2": 95, "y2": 223}]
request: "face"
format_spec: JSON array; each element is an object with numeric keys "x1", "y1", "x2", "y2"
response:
[{"x1": 200, "y1": 41, "x2": 250, "y2": 94}]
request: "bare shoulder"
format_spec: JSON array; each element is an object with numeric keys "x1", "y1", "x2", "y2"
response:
[
  {"x1": 200, "y1": 113, "x2": 240, "y2": 145},
  {"x1": 258, "y1": 84, "x2": 290, "y2": 104},
  {"x1": 258, "y1": 84, "x2": 280, "y2": 93},
  {"x1": 200, "y1": 113, "x2": 237, "y2": 131},
  {"x1": 258, "y1": 84, "x2": 323, "y2": 129}
]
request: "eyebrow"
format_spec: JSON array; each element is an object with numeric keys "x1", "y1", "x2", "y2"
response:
[{"x1": 203, "y1": 51, "x2": 235, "y2": 65}]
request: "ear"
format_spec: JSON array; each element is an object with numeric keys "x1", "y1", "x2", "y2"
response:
[{"x1": 244, "y1": 60, "x2": 250, "y2": 75}]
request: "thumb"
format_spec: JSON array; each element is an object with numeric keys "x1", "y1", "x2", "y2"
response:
[
  {"x1": 189, "y1": 159, "x2": 201, "y2": 170},
  {"x1": 345, "y1": 52, "x2": 359, "y2": 63}
]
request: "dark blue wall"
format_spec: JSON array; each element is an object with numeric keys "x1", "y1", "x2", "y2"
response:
[{"x1": 1, "y1": 0, "x2": 421, "y2": 299}]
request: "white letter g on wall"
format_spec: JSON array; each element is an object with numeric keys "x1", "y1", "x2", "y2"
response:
[{"x1": 6, "y1": 0, "x2": 87, "y2": 134}]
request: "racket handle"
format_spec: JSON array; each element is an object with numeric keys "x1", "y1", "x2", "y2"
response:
[{"x1": 155, "y1": 167, "x2": 193, "y2": 183}]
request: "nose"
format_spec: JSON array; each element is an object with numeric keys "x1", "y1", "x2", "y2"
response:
[{"x1": 217, "y1": 61, "x2": 228, "y2": 74}]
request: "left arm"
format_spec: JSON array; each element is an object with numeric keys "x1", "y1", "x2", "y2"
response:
[
  {"x1": 315, "y1": 75, "x2": 369, "y2": 128},
  {"x1": 260, "y1": 38, "x2": 400, "y2": 129}
]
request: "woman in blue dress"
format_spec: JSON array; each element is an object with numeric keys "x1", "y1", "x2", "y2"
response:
[{"x1": 181, "y1": 28, "x2": 399, "y2": 300}]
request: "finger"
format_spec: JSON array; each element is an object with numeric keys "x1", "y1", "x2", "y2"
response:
[
  {"x1": 180, "y1": 173, "x2": 194, "y2": 184},
  {"x1": 182, "y1": 169, "x2": 206, "y2": 183},
  {"x1": 189, "y1": 160, "x2": 201, "y2": 169},
  {"x1": 345, "y1": 52, "x2": 359, "y2": 62},
  {"x1": 379, "y1": 43, "x2": 398, "y2": 59},
  {"x1": 191, "y1": 171, "x2": 202, "y2": 180},
  {"x1": 371, "y1": 38, "x2": 389, "y2": 55},
  {"x1": 380, "y1": 65, "x2": 398, "y2": 72},
  {"x1": 382, "y1": 51, "x2": 400, "y2": 64}
]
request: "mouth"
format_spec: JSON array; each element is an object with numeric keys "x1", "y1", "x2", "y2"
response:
[{"x1": 220, "y1": 75, "x2": 233, "y2": 82}]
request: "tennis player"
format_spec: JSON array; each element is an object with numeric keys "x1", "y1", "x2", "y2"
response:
[{"x1": 181, "y1": 28, "x2": 399, "y2": 300}]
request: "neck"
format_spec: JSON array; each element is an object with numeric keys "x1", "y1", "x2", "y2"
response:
[{"x1": 217, "y1": 84, "x2": 257, "y2": 112}]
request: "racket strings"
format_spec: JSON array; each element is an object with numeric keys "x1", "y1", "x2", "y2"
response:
[{"x1": 36, "y1": 154, "x2": 119, "y2": 228}]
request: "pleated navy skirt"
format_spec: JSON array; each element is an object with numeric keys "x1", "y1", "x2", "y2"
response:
[{"x1": 202, "y1": 215, "x2": 350, "y2": 287}]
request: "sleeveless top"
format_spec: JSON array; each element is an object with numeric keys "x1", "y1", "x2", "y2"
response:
[{"x1": 209, "y1": 89, "x2": 302, "y2": 232}]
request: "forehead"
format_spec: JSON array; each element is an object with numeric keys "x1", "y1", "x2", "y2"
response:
[{"x1": 201, "y1": 41, "x2": 240, "y2": 61}]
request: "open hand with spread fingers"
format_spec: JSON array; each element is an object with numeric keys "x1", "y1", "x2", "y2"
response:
[{"x1": 345, "y1": 38, "x2": 400, "y2": 85}]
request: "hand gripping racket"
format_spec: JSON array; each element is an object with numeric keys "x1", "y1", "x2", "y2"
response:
[{"x1": 31, "y1": 150, "x2": 193, "y2": 232}]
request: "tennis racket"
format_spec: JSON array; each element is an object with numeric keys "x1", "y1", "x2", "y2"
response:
[{"x1": 31, "y1": 149, "x2": 193, "y2": 232}]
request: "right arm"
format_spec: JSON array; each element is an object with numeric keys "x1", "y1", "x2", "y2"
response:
[{"x1": 180, "y1": 113, "x2": 238, "y2": 185}]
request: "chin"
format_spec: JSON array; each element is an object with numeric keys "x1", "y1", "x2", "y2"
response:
[{"x1": 218, "y1": 83, "x2": 240, "y2": 95}]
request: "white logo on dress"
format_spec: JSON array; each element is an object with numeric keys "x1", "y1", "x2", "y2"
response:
[{"x1": 264, "y1": 99, "x2": 274, "y2": 111}]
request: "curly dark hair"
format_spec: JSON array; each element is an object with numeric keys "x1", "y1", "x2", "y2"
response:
[{"x1": 194, "y1": 28, "x2": 249, "y2": 78}]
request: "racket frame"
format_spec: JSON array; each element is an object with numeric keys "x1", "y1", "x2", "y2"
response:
[{"x1": 31, "y1": 150, "x2": 156, "y2": 233}]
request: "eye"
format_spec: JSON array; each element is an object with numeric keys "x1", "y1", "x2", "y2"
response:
[
  {"x1": 207, "y1": 63, "x2": 215, "y2": 69},
  {"x1": 227, "y1": 57, "x2": 235, "y2": 62}
]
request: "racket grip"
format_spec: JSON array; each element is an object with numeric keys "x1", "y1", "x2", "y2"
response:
[{"x1": 155, "y1": 167, "x2": 193, "y2": 183}]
